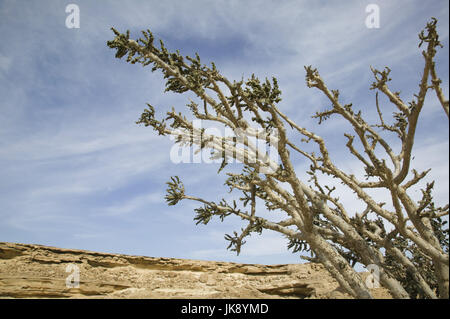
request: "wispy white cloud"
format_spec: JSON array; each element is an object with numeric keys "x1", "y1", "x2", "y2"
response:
[
  {"x1": 98, "y1": 192, "x2": 165, "y2": 217},
  {"x1": 0, "y1": 0, "x2": 448, "y2": 265},
  {"x1": 188, "y1": 229, "x2": 303, "y2": 264},
  {"x1": 0, "y1": 53, "x2": 11, "y2": 72}
]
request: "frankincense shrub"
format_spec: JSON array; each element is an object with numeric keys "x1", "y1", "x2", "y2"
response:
[{"x1": 107, "y1": 18, "x2": 449, "y2": 299}]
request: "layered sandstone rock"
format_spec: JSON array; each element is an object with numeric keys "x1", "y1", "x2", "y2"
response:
[{"x1": 0, "y1": 242, "x2": 390, "y2": 298}]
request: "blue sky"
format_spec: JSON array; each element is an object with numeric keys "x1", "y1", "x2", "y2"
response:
[{"x1": 0, "y1": 0, "x2": 448, "y2": 265}]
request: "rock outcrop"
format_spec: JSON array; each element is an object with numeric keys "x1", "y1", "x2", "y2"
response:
[{"x1": 0, "y1": 242, "x2": 391, "y2": 298}]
